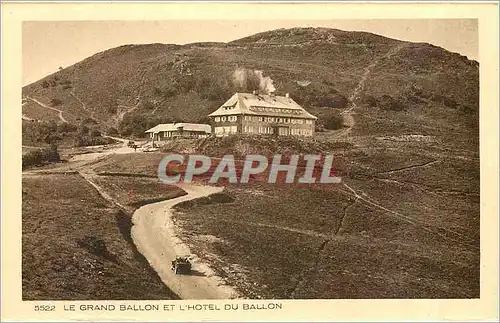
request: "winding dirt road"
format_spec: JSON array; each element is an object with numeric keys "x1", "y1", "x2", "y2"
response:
[
  {"x1": 335, "y1": 44, "x2": 405, "y2": 140},
  {"x1": 131, "y1": 184, "x2": 240, "y2": 299},
  {"x1": 25, "y1": 96, "x2": 68, "y2": 123},
  {"x1": 24, "y1": 136, "x2": 240, "y2": 299}
]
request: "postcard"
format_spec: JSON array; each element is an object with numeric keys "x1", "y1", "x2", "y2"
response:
[{"x1": 1, "y1": 1, "x2": 498, "y2": 322}]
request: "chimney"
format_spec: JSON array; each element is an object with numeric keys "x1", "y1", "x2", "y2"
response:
[{"x1": 285, "y1": 93, "x2": 290, "y2": 98}]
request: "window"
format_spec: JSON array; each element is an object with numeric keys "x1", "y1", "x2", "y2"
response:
[
  {"x1": 228, "y1": 116, "x2": 237, "y2": 122},
  {"x1": 215, "y1": 117, "x2": 220, "y2": 122},
  {"x1": 221, "y1": 116, "x2": 226, "y2": 122}
]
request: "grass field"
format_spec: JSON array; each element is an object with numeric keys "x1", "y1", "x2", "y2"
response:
[
  {"x1": 93, "y1": 153, "x2": 164, "y2": 177},
  {"x1": 22, "y1": 173, "x2": 180, "y2": 300},
  {"x1": 170, "y1": 138, "x2": 480, "y2": 299},
  {"x1": 91, "y1": 175, "x2": 187, "y2": 210}
]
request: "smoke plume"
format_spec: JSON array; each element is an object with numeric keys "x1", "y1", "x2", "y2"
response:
[{"x1": 232, "y1": 68, "x2": 276, "y2": 94}]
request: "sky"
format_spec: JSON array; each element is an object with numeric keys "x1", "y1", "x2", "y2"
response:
[{"x1": 22, "y1": 19, "x2": 478, "y2": 86}]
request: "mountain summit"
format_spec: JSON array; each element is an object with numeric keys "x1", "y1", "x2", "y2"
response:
[{"x1": 22, "y1": 27, "x2": 478, "y2": 144}]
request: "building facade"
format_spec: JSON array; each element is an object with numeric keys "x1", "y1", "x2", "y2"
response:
[
  {"x1": 207, "y1": 92, "x2": 317, "y2": 136},
  {"x1": 145, "y1": 123, "x2": 211, "y2": 141}
]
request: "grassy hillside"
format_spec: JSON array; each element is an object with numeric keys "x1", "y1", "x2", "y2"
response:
[
  {"x1": 22, "y1": 27, "x2": 478, "y2": 142},
  {"x1": 22, "y1": 174, "x2": 180, "y2": 300}
]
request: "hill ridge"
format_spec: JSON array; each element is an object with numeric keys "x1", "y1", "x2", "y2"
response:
[{"x1": 22, "y1": 27, "x2": 478, "y2": 148}]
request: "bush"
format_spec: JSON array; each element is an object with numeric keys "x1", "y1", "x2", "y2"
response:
[
  {"x1": 90, "y1": 129, "x2": 101, "y2": 137},
  {"x1": 78, "y1": 125, "x2": 90, "y2": 135},
  {"x1": 58, "y1": 122, "x2": 78, "y2": 133},
  {"x1": 142, "y1": 100, "x2": 155, "y2": 110},
  {"x1": 362, "y1": 95, "x2": 378, "y2": 108},
  {"x1": 22, "y1": 146, "x2": 60, "y2": 169},
  {"x1": 22, "y1": 150, "x2": 44, "y2": 168},
  {"x1": 107, "y1": 127, "x2": 119, "y2": 136},
  {"x1": 50, "y1": 98, "x2": 63, "y2": 107},
  {"x1": 431, "y1": 94, "x2": 458, "y2": 109},
  {"x1": 323, "y1": 114, "x2": 344, "y2": 130},
  {"x1": 153, "y1": 87, "x2": 162, "y2": 96},
  {"x1": 378, "y1": 95, "x2": 405, "y2": 111},
  {"x1": 76, "y1": 236, "x2": 108, "y2": 257}
]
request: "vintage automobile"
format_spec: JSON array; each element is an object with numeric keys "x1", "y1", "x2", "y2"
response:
[{"x1": 171, "y1": 256, "x2": 192, "y2": 275}]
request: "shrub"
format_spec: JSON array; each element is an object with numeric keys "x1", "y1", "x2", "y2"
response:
[
  {"x1": 107, "y1": 127, "x2": 119, "y2": 136},
  {"x1": 90, "y1": 129, "x2": 101, "y2": 137},
  {"x1": 58, "y1": 122, "x2": 78, "y2": 133},
  {"x1": 76, "y1": 236, "x2": 108, "y2": 257},
  {"x1": 431, "y1": 94, "x2": 458, "y2": 109},
  {"x1": 78, "y1": 125, "x2": 90, "y2": 135},
  {"x1": 57, "y1": 122, "x2": 78, "y2": 133},
  {"x1": 323, "y1": 114, "x2": 344, "y2": 130},
  {"x1": 142, "y1": 100, "x2": 155, "y2": 110},
  {"x1": 22, "y1": 146, "x2": 60, "y2": 169},
  {"x1": 153, "y1": 87, "x2": 162, "y2": 96},
  {"x1": 22, "y1": 150, "x2": 44, "y2": 168},
  {"x1": 378, "y1": 95, "x2": 405, "y2": 111},
  {"x1": 50, "y1": 98, "x2": 63, "y2": 106},
  {"x1": 362, "y1": 95, "x2": 378, "y2": 108},
  {"x1": 43, "y1": 133, "x2": 62, "y2": 145}
]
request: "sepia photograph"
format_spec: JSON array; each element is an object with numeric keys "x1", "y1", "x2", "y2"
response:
[
  {"x1": 21, "y1": 18, "x2": 480, "y2": 300},
  {"x1": 2, "y1": 2, "x2": 499, "y2": 322}
]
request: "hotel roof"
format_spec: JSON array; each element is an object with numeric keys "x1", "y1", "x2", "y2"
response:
[{"x1": 208, "y1": 93, "x2": 317, "y2": 119}]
